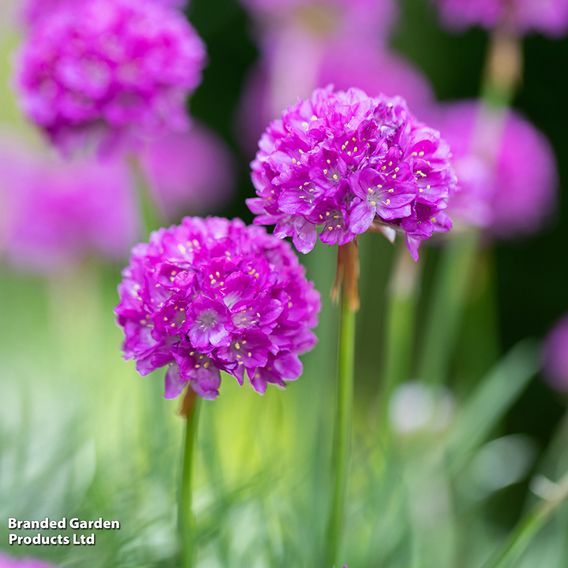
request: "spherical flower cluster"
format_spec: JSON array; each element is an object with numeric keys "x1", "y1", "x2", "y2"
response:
[
  {"x1": 139, "y1": 124, "x2": 235, "y2": 221},
  {"x1": 0, "y1": 143, "x2": 138, "y2": 270},
  {"x1": 248, "y1": 87, "x2": 457, "y2": 260},
  {"x1": 116, "y1": 217, "x2": 320, "y2": 399},
  {"x1": 16, "y1": 0, "x2": 205, "y2": 154},
  {"x1": 543, "y1": 315, "x2": 568, "y2": 393},
  {"x1": 434, "y1": 0, "x2": 568, "y2": 37},
  {"x1": 437, "y1": 102, "x2": 557, "y2": 238}
]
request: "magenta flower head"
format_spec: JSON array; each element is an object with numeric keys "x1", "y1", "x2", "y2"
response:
[
  {"x1": 115, "y1": 217, "x2": 321, "y2": 400},
  {"x1": 437, "y1": 101, "x2": 557, "y2": 238},
  {"x1": 16, "y1": 0, "x2": 205, "y2": 155},
  {"x1": 543, "y1": 315, "x2": 568, "y2": 393},
  {"x1": 248, "y1": 86, "x2": 457, "y2": 260},
  {"x1": 138, "y1": 124, "x2": 235, "y2": 221},
  {"x1": 434, "y1": 0, "x2": 568, "y2": 36}
]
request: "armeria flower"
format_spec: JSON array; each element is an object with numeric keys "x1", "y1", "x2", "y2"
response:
[
  {"x1": 248, "y1": 86, "x2": 457, "y2": 260},
  {"x1": 543, "y1": 315, "x2": 568, "y2": 393},
  {"x1": 434, "y1": 0, "x2": 568, "y2": 36},
  {"x1": 115, "y1": 217, "x2": 320, "y2": 400},
  {"x1": 1, "y1": 144, "x2": 138, "y2": 270},
  {"x1": 0, "y1": 554, "x2": 56, "y2": 568},
  {"x1": 436, "y1": 101, "x2": 557, "y2": 238},
  {"x1": 16, "y1": 0, "x2": 205, "y2": 155},
  {"x1": 138, "y1": 124, "x2": 235, "y2": 221}
]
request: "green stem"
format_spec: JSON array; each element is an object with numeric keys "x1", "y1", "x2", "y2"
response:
[
  {"x1": 417, "y1": 232, "x2": 479, "y2": 384},
  {"x1": 379, "y1": 245, "x2": 420, "y2": 431},
  {"x1": 179, "y1": 392, "x2": 201, "y2": 568},
  {"x1": 483, "y1": 471, "x2": 568, "y2": 568},
  {"x1": 128, "y1": 156, "x2": 165, "y2": 236},
  {"x1": 325, "y1": 288, "x2": 356, "y2": 567},
  {"x1": 417, "y1": 27, "x2": 522, "y2": 387}
]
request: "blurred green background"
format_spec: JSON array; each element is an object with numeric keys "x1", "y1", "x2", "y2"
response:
[{"x1": 1, "y1": 0, "x2": 567, "y2": 566}]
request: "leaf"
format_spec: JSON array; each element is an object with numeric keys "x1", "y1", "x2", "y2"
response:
[{"x1": 446, "y1": 340, "x2": 539, "y2": 475}]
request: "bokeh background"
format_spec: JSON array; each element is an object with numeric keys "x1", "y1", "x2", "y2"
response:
[{"x1": 1, "y1": 0, "x2": 568, "y2": 566}]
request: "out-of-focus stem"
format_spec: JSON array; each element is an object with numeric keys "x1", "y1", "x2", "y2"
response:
[
  {"x1": 418, "y1": 26, "x2": 522, "y2": 386},
  {"x1": 128, "y1": 155, "x2": 165, "y2": 236},
  {"x1": 483, "y1": 471, "x2": 568, "y2": 568},
  {"x1": 481, "y1": 27, "x2": 523, "y2": 111},
  {"x1": 325, "y1": 243, "x2": 358, "y2": 566},
  {"x1": 179, "y1": 388, "x2": 201, "y2": 568},
  {"x1": 47, "y1": 259, "x2": 103, "y2": 374},
  {"x1": 379, "y1": 245, "x2": 421, "y2": 430},
  {"x1": 417, "y1": 232, "x2": 479, "y2": 384}
]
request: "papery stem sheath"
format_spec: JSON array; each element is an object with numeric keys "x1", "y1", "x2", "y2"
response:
[{"x1": 179, "y1": 389, "x2": 201, "y2": 568}]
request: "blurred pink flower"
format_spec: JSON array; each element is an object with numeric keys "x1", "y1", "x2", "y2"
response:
[
  {"x1": 242, "y1": 0, "x2": 397, "y2": 43},
  {"x1": 23, "y1": 0, "x2": 189, "y2": 27},
  {"x1": 0, "y1": 554, "x2": 56, "y2": 568},
  {"x1": 543, "y1": 315, "x2": 568, "y2": 392},
  {"x1": 238, "y1": 38, "x2": 433, "y2": 156},
  {"x1": 138, "y1": 124, "x2": 235, "y2": 221},
  {"x1": 434, "y1": 0, "x2": 568, "y2": 37},
  {"x1": 436, "y1": 101, "x2": 557, "y2": 238},
  {"x1": 0, "y1": 145, "x2": 139, "y2": 270},
  {"x1": 16, "y1": 0, "x2": 205, "y2": 156}
]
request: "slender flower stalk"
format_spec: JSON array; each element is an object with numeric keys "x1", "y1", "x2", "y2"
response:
[
  {"x1": 179, "y1": 388, "x2": 201, "y2": 568},
  {"x1": 483, "y1": 470, "x2": 568, "y2": 568},
  {"x1": 325, "y1": 241, "x2": 358, "y2": 567},
  {"x1": 247, "y1": 86, "x2": 456, "y2": 564},
  {"x1": 115, "y1": 216, "x2": 320, "y2": 563}
]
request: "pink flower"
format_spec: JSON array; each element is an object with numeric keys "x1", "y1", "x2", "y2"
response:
[
  {"x1": 115, "y1": 217, "x2": 320, "y2": 399},
  {"x1": 436, "y1": 101, "x2": 557, "y2": 238},
  {"x1": 0, "y1": 553, "x2": 57, "y2": 568},
  {"x1": 242, "y1": 0, "x2": 397, "y2": 43},
  {"x1": 16, "y1": 0, "x2": 205, "y2": 155},
  {"x1": 23, "y1": 0, "x2": 189, "y2": 28},
  {"x1": 434, "y1": 0, "x2": 568, "y2": 37},
  {"x1": 1, "y1": 144, "x2": 138, "y2": 270},
  {"x1": 238, "y1": 39, "x2": 434, "y2": 156},
  {"x1": 248, "y1": 87, "x2": 457, "y2": 260}
]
